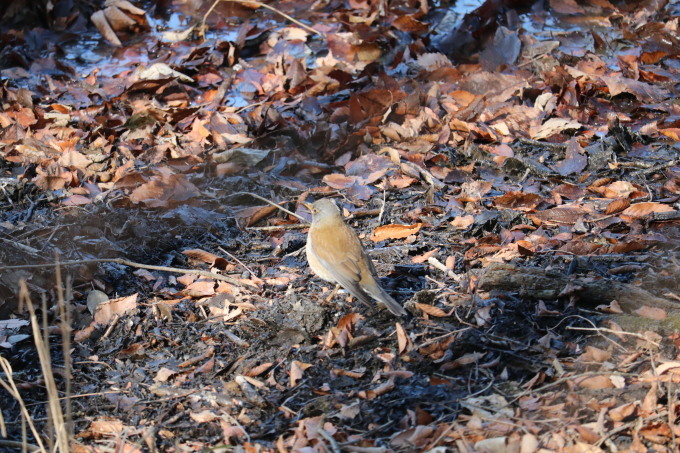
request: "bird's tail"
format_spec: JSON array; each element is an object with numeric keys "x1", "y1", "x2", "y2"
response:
[{"x1": 373, "y1": 287, "x2": 407, "y2": 317}]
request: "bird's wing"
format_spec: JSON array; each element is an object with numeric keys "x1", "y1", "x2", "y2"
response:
[{"x1": 312, "y1": 225, "x2": 374, "y2": 306}]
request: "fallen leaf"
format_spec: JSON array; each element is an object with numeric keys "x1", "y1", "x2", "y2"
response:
[
  {"x1": 532, "y1": 118, "x2": 582, "y2": 140},
  {"x1": 634, "y1": 306, "x2": 667, "y2": 320},
  {"x1": 450, "y1": 215, "x2": 475, "y2": 229},
  {"x1": 290, "y1": 360, "x2": 312, "y2": 387},
  {"x1": 370, "y1": 223, "x2": 422, "y2": 242},
  {"x1": 621, "y1": 202, "x2": 674, "y2": 221},
  {"x1": 94, "y1": 294, "x2": 138, "y2": 324},
  {"x1": 395, "y1": 322, "x2": 411, "y2": 355},
  {"x1": 414, "y1": 303, "x2": 448, "y2": 317},
  {"x1": 190, "y1": 410, "x2": 218, "y2": 423}
]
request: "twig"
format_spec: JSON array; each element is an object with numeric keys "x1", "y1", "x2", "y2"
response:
[
  {"x1": 517, "y1": 137, "x2": 567, "y2": 150},
  {"x1": 247, "y1": 224, "x2": 308, "y2": 231},
  {"x1": 227, "y1": 191, "x2": 309, "y2": 223},
  {"x1": 416, "y1": 327, "x2": 471, "y2": 349},
  {"x1": 317, "y1": 426, "x2": 340, "y2": 453},
  {"x1": 218, "y1": 246, "x2": 256, "y2": 276},
  {"x1": 506, "y1": 371, "x2": 638, "y2": 407},
  {"x1": 595, "y1": 411, "x2": 668, "y2": 447},
  {"x1": 101, "y1": 314, "x2": 120, "y2": 340},
  {"x1": 428, "y1": 256, "x2": 461, "y2": 281},
  {"x1": 0, "y1": 358, "x2": 46, "y2": 452},
  {"x1": 378, "y1": 189, "x2": 386, "y2": 224},
  {"x1": 55, "y1": 258, "x2": 74, "y2": 440},
  {"x1": 566, "y1": 326, "x2": 660, "y2": 347},
  {"x1": 632, "y1": 158, "x2": 679, "y2": 176},
  {"x1": 0, "y1": 258, "x2": 250, "y2": 287},
  {"x1": 0, "y1": 440, "x2": 41, "y2": 452},
  {"x1": 22, "y1": 282, "x2": 69, "y2": 452},
  {"x1": 200, "y1": 0, "x2": 322, "y2": 40}
]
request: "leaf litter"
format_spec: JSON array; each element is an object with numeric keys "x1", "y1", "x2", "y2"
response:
[{"x1": 0, "y1": 0, "x2": 679, "y2": 451}]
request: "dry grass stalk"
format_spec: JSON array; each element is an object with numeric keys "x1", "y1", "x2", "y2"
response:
[
  {"x1": 20, "y1": 280, "x2": 70, "y2": 452},
  {"x1": 0, "y1": 356, "x2": 45, "y2": 451}
]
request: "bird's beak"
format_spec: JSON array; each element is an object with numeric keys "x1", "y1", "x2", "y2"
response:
[{"x1": 302, "y1": 202, "x2": 313, "y2": 212}]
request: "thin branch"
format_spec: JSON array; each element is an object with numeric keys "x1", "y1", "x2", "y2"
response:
[
  {"x1": 247, "y1": 224, "x2": 308, "y2": 232},
  {"x1": 200, "y1": 0, "x2": 322, "y2": 40},
  {"x1": 227, "y1": 191, "x2": 309, "y2": 223},
  {"x1": 0, "y1": 258, "x2": 251, "y2": 287},
  {"x1": 566, "y1": 326, "x2": 660, "y2": 347}
]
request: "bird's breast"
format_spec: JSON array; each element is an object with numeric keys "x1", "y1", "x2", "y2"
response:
[{"x1": 306, "y1": 228, "x2": 337, "y2": 283}]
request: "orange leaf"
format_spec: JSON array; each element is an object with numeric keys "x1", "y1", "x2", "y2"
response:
[
  {"x1": 395, "y1": 322, "x2": 410, "y2": 355},
  {"x1": 245, "y1": 362, "x2": 273, "y2": 377},
  {"x1": 414, "y1": 303, "x2": 448, "y2": 317},
  {"x1": 634, "y1": 306, "x2": 667, "y2": 320},
  {"x1": 604, "y1": 197, "x2": 630, "y2": 215},
  {"x1": 574, "y1": 375, "x2": 614, "y2": 389},
  {"x1": 371, "y1": 223, "x2": 422, "y2": 242},
  {"x1": 290, "y1": 360, "x2": 312, "y2": 387},
  {"x1": 411, "y1": 248, "x2": 439, "y2": 264},
  {"x1": 621, "y1": 202, "x2": 674, "y2": 220},
  {"x1": 660, "y1": 128, "x2": 680, "y2": 141},
  {"x1": 94, "y1": 293, "x2": 138, "y2": 324},
  {"x1": 450, "y1": 215, "x2": 474, "y2": 229}
]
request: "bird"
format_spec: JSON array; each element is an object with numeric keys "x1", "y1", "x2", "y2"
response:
[{"x1": 305, "y1": 198, "x2": 407, "y2": 317}]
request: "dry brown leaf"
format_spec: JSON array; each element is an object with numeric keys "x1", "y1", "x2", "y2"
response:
[
  {"x1": 553, "y1": 138, "x2": 588, "y2": 176},
  {"x1": 190, "y1": 410, "x2": 218, "y2": 423},
  {"x1": 94, "y1": 293, "x2": 138, "y2": 324},
  {"x1": 245, "y1": 362, "x2": 273, "y2": 377},
  {"x1": 395, "y1": 322, "x2": 411, "y2": 355},
  {"x1": 493, "y1": 192, "x2": 543, "y2": 211},
  {"x1": 370, "y1": 223, "x2": 422, "y2": 242},
  {"x1": 414, "y1": 303, "x2": 448, "y2": 317},
  {"x1": 290, "y1": 360, "x2": 312, "y2": 387},
  {"x1": 528, "y1": 206, "x2": 586, "y2": 226},
  {"x1": 358, "y1": 377, "x2": 395, "y2": 399},
  {"x1": 155, "y1": 367, "x2": 177, "y2": 382},
  {"x1": 337, "y1": 312, "x2": 363, "y2": 331},
  {"x1": 634, "y1": 305, "x2": 667, "y2": 320},
  {"x1": 88, "y1": 417, "x2": 138, "y2": 438},
  {"x1": 91, "y1": 10, "x2": 122, "y2": 46},
  {"x1": 621, "y1": 202, "x2": 675, "y2": 220},
  {"x1": 574, "y1": 375, "x2": 614, "y2": 389},
  {"x1": 440, "y1": 352, "x2": 486, "y2": 371},
  {"x1": 459, "y1": 180, "x2": 492, "y2": 202},
  {"x1": 234, "y1": 204, "x2": 278, "y2": 227},
  {"x1": 603, "y1": 181, "x2": 636, "y2": 198},
  {"x1": 331, "y1": 368, "x2": 365, "y2": 379},
  {"x1": 532, "y1": 118, "x2": 582, "y2": 140},
  {"x1": 450, "y1": 215, "x2": 475, "y2": 229},
  {"x1": 578, "y1": 346, "x2": 612, "y2": 363},
  {"x1": 183, "y1": 280, "x2": 216, "y2": 298},
  {"x1": 609, "y1": 401, "x2": 638, "y2": 422},
  {"x1": 411, "y1": 248, "x2": 440, "y2": 264},
  {"x1": 605, "y1": 197, "x2": 631, "y2": 214}
]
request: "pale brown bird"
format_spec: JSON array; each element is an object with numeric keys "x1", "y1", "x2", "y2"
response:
[{"x1": 305, "y1": 198, "x2": 407, "y2": 317}]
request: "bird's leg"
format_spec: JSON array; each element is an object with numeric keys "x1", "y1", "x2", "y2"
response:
[{"x1": 325, "y1": 284, "x2": 341, "y2": 302}]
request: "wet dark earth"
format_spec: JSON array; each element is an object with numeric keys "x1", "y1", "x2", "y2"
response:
[
  {"x1": 1, "y1": 182, "x2": 647, "y2": 450},
  {"x1": 2, "y1": 0, "x2": 680, "y2": 450}
]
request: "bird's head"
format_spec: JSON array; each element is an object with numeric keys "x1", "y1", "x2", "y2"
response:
[{"x1": 305, "y1": 198, "x2": 341, "y2": 224}]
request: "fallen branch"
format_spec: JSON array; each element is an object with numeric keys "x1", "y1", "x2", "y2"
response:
[
  {"x1": 200, "y1": 0, "x2": 322, "y2": 40},
  {"x1": 476, "y1": 262, "x2": 677, "y2": 312},
  {"x1": 0, "y1": 258, "x2": 250, "y2": 287}
]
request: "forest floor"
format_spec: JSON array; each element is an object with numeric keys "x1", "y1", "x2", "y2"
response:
[{"x1": 0, "y1": 0, "x2": 679, "y2": 451}]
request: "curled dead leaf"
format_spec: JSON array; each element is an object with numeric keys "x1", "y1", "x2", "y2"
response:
[
  {"x1": 290, "y1": 360, "x2": 312, "y2": 387},
  {"x1": 370, "y1": 223, "x2": 422, "y2": 242},
  {"x1": 414, "y1": 303, "x2": 448, "y2": 317},
  {"x1": 621, "y1": 202, "x2": 675, "y2": 221},
  {"x1": 605, "y1": 197, "x2": 631, "y2": 215}
]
